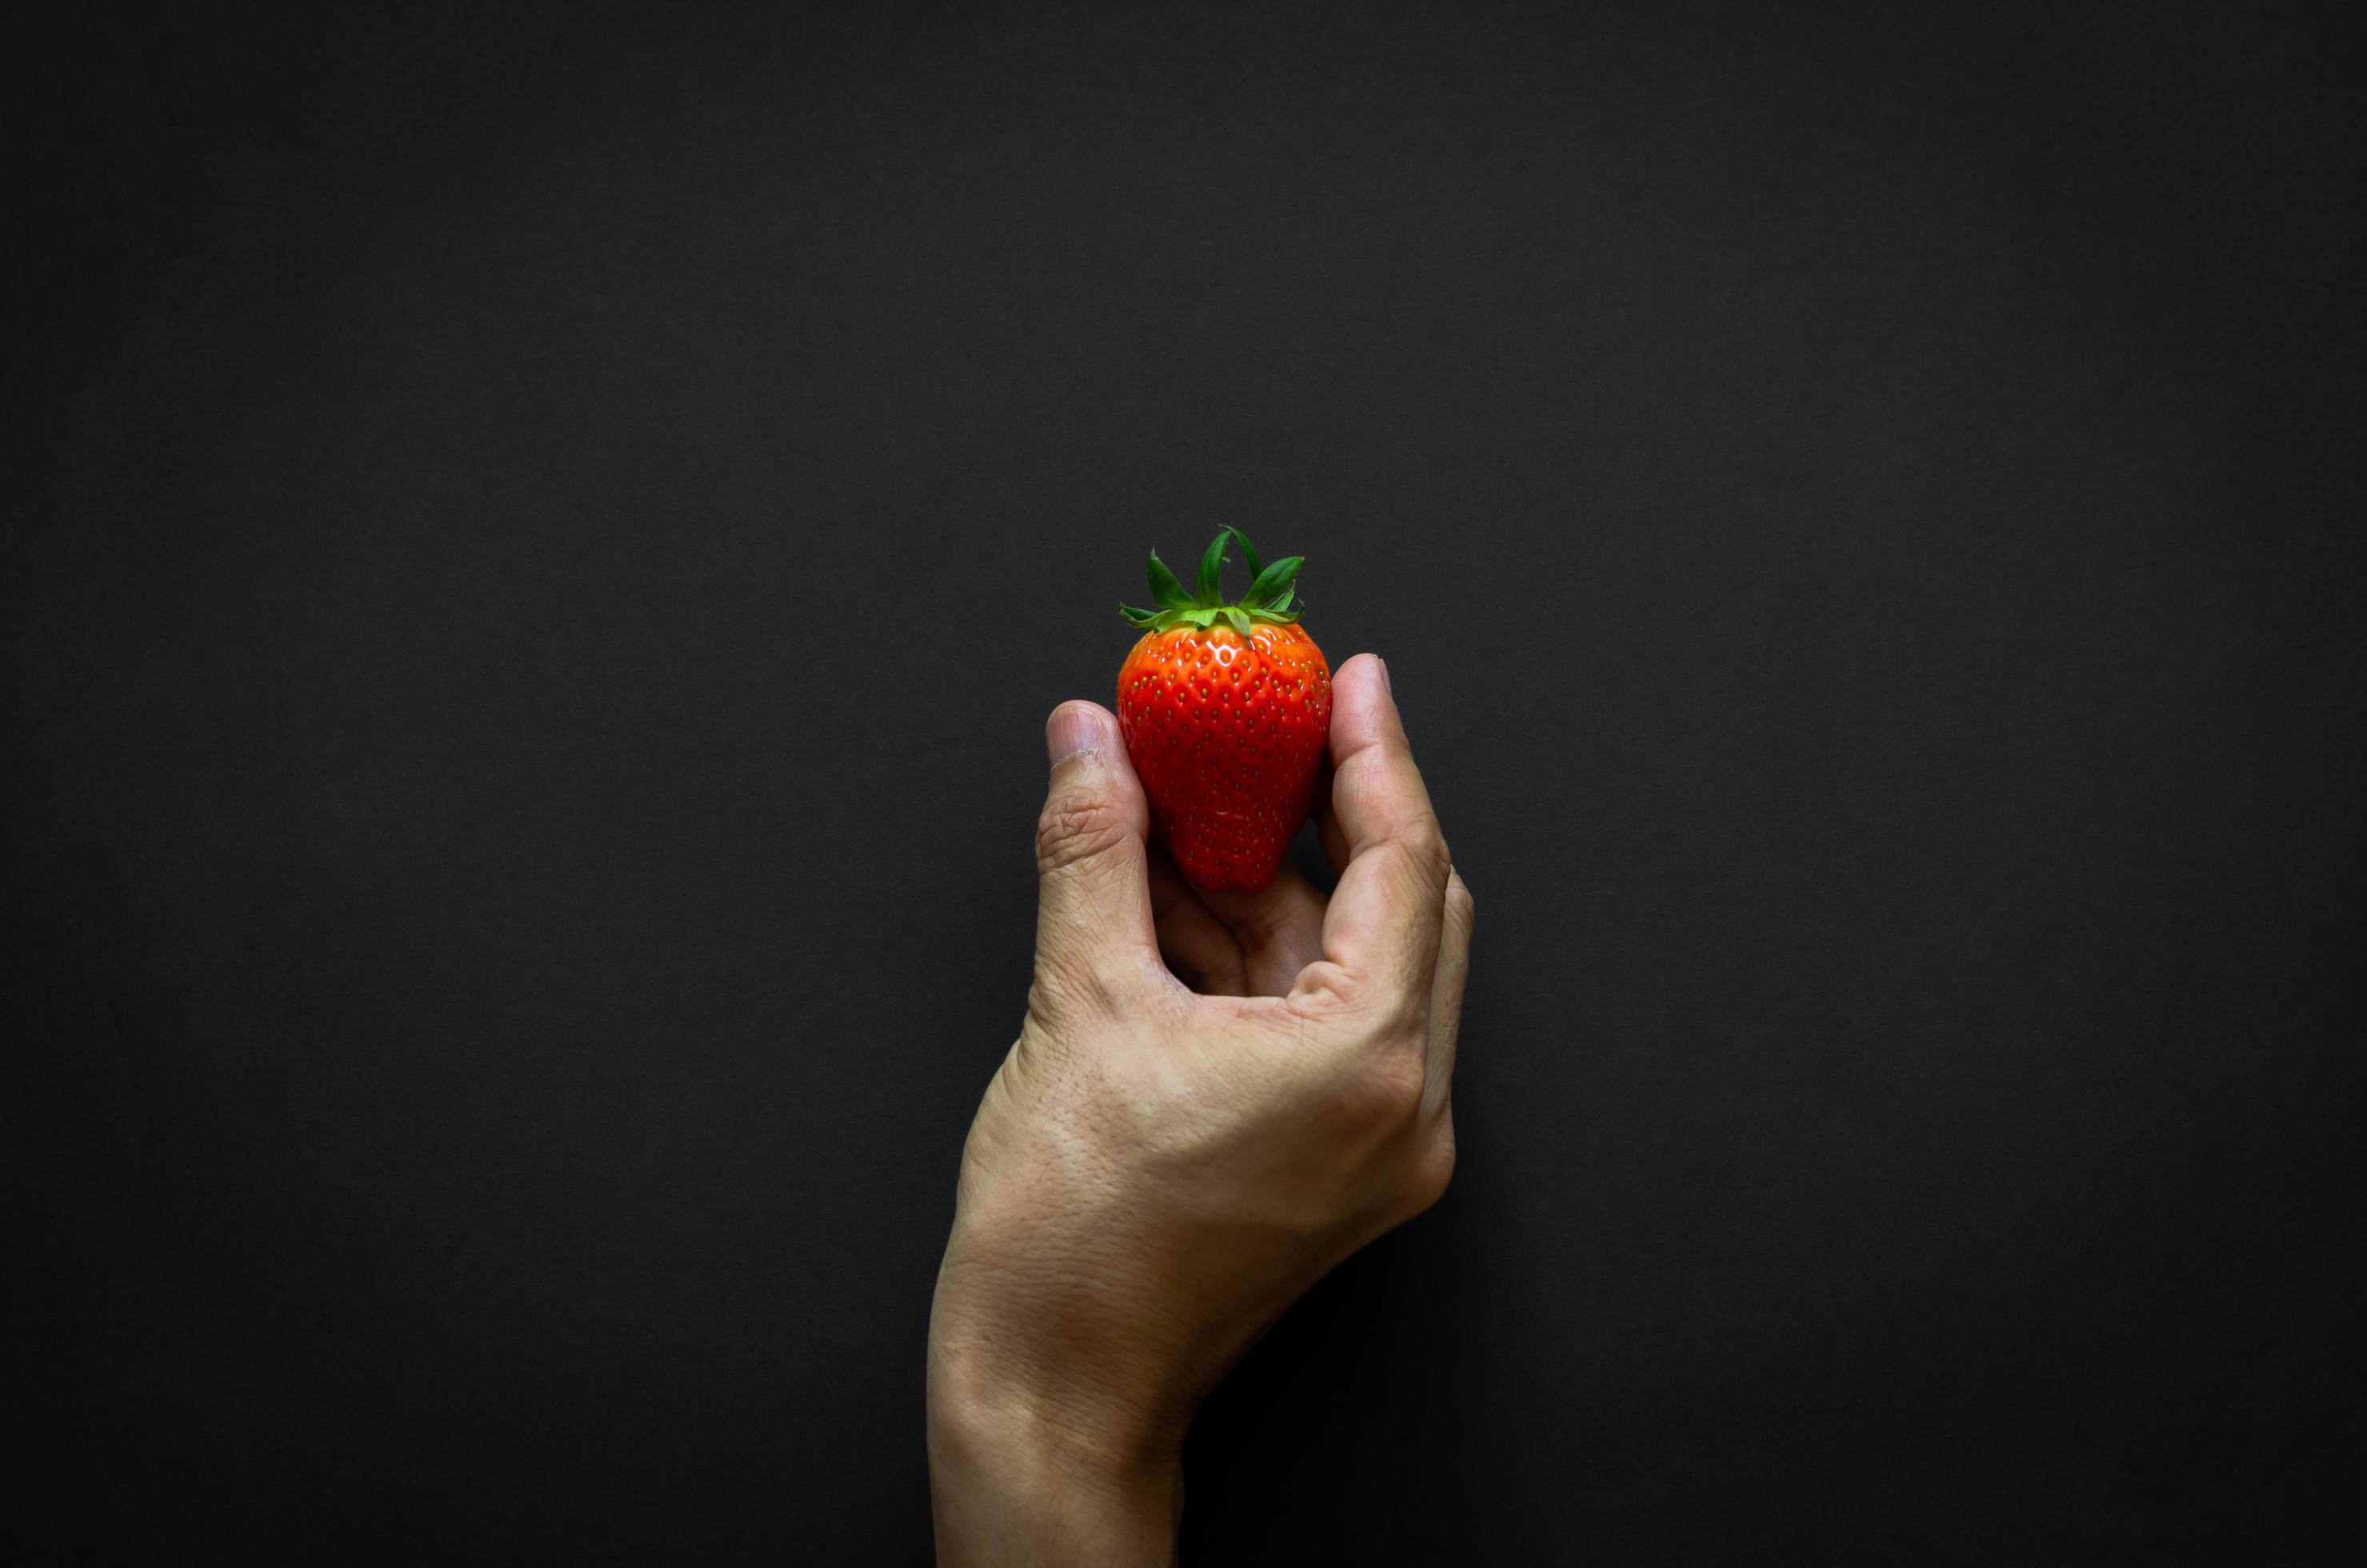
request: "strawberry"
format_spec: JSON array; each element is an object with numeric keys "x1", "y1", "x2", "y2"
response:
[{"x1": 1117, "y1": 529, "x2": 1333, "y2": 891}]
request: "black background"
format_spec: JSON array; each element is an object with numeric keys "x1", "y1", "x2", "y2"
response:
[{"x1": 14, "y1": 2, "x2": 2363, "y2": 1561}]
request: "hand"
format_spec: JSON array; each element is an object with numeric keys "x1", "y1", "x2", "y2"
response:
[{"x1": 926, "y1": 654, "x2": 1473, "y2": 1566}]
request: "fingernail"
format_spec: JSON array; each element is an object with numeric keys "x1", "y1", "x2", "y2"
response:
[
  {"x1": 1376, "y1": 655, "x2": 1392, "y2": 695},
  {"x1": 1046, "y1": 704, "x2": 1111, "y2": 769}
]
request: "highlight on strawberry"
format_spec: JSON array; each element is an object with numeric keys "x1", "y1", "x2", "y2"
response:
[{"x1": 1117, "y1": 529, "x2": 1333, "y2": 891}]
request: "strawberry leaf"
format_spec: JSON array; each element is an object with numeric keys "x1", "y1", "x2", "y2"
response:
[
  {"x1": 1146, "y1": 550, "x2": 1192, "y2": 610},
  {"x1": 1226, "y1": 527, "x2": 1265, "y2": 582},
  {"x1": 1122, "y1": 533, "x2": 1309, "y2": 631},
  {"x1": 1194, "y1": 532, "x2": 1229, "y2": 607},
  {"x1": 1242, "y1": 555, "x2": 1301, "y2": 608}
]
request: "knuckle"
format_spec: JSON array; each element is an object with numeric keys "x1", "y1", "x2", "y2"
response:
[
  {"x1": 1410, "y1": 818, "x2": 1453, "y2": 882},
  {"x1": 1027, "y1": 953, "x2": 1124, "y2": 1022},
  {"x1": 1034, "y1": 794, "x2": 1132, "y2": 873},
  {"x1": 1399, "y1": 1127, "x2": 1457, "y2": 1216},
  {"x1": 1285, "y1": 966, "x2": 1363, "y2": 1022},
  {"x1": 1382, "y1": 986, "x2": 1434, "y2": 1044},
  {"x1": 1345, "y1": 1042, "x2": 1426, "y2": 1133},
  {"x1": 1444, "y1": 873, "x2": 1475, "y2": 930}
]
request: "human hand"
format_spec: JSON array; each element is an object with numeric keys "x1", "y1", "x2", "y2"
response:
[{"x1": 926, "y1": 653, "x2": 1473, "y2": 1566}]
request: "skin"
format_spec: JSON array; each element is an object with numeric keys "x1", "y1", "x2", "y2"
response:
[{"x1": 926, "y1": 653, "x2": 1474, "y2": 1565}]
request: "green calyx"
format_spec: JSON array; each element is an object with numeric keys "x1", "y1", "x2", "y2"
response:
[{"x1": 1119, "y1": 527, "x2": 1305, "y2": 635}]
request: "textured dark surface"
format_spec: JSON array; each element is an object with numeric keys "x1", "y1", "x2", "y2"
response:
[{"x1": 12, "y1": 2, "x2": 2363, "y2": 1560}]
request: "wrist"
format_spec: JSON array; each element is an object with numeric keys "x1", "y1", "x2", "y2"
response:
[{"x1": 926, "y1": 1318, "x2": 1184, "y2": 1566}]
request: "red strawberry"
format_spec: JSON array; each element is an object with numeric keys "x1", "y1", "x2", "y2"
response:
[{"x1": 1116, "y1": 529, "x2": 1332, "y2": 891}]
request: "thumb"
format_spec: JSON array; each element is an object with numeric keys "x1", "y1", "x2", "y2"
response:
[{"x1": 1033, "y1": 702, "x2": 1160, "y2": 1006}]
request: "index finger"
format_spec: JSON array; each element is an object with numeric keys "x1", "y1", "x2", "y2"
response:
[{"x1": 1301, "y1": 654, "x2": 1452, "y2": 1021}]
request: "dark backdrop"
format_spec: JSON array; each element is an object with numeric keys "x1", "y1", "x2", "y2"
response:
[{"x1": 13, "y1": 2, "x2": 2362, "y2": 1561}]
